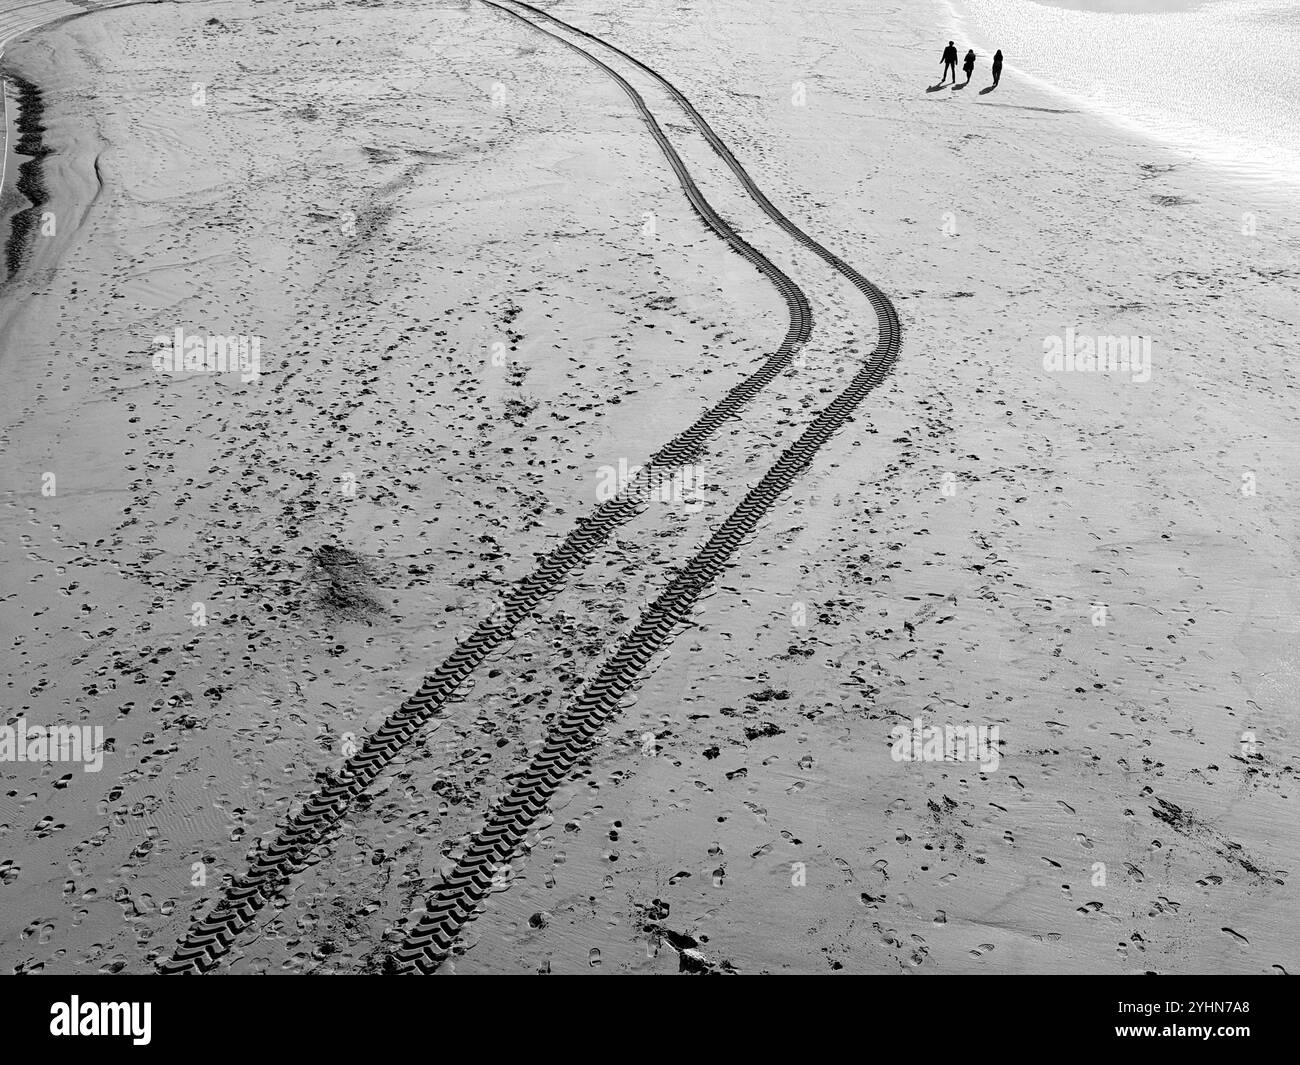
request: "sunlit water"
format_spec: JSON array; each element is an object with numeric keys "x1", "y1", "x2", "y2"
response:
[{"x1": 947, "y1": 0, "x2": 1300, "y2": 192}]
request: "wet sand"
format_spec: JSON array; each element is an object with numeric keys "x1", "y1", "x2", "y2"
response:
[{"x1": 1, "y1": 0, "x2": 1297, "y2": 975}]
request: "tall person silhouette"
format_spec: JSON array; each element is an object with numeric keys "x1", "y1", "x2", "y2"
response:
[
  {"x1": 940, "y1": 41, "x2": 959, "y2": 85},
  {"x1": 962, "y1": 49, "x2": 976, "y2": 85},
  {"x1": 992, "y1": 49, "x2": 1003, "y2": 87}
]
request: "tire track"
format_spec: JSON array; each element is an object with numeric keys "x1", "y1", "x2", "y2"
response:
[
  {"x1": 388, "y1": 1, "x2": 901, "y2": 974},
  {"x1": 160, "y1": 1, "x2": 825, "y2": 974},
  {"x1": 507, "y1": 0, "x2": 896, "y2": 302}
]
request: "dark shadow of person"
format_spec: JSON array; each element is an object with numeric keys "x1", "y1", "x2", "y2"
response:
[
  {"x1": 951, "y1": 81, "x2": 969, "y2": 91},
  {"x1": 979, "y1": 84, "x2": 997, "y2": 94},
  {"x1": 926, "y1": 83, "x2": 948, "y2": 92}
]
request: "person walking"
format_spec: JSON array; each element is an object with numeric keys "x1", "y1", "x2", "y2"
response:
[
  {"x1": 992, "y1": 49, "x2": 1004, "y2": 87},
  {"x1": 962, "y1": 48, "x2": 976, "y2": 84},
  {"x1": 940, "y1": 40, "x2": 959, "y2": 84}
]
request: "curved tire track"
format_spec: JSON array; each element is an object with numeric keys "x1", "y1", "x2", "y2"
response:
[
  {"x1": 508, "y1": 0, "x2": 897, "y2": 303},
  {"x1": 160, "y1": 0, "x2": 827, "y2": 975},
  {"x1": 388, "y1": 1, "x2": 901, "y2": 974}
]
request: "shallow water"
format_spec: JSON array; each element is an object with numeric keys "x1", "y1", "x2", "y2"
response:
[
  {"x1": 951, "y1": 0, "x2": 1300, "y2": 191},
  {"x1": 1030, "y1": 0, "x2": 1210, "y2": 10}
]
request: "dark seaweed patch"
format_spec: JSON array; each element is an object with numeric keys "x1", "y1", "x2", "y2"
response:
[
  {"x1": 3, "y1": 73, "x2": 51, "y2": 279},
  {"x1": 308, "y1": 544, "x2": 386, "y2": 621}
]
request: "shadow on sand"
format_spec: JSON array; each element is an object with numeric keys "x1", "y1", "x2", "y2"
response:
[
  {"x1": 951, "y1": 79, "x2": 971, "y2": 91},
  {"x1": 926, "y1": 83, "x2": 950, "y2": 92},
  {"x1": 974, "y1": 102, "x2": 1079, "y2": 113},
  {"x1": 978, "y1": 84, "x2": 997, "y2": 95}
]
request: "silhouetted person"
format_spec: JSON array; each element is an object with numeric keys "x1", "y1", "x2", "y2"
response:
[
  {"x1": 963, "y1": 49, "x2": 976, "y2": 85},
  {"x1": 992, "y1": 49, "x2": 1003, "y2": 87},
  {"x1": 940, "y1": 41, "x2": 959, "y2": 84}
]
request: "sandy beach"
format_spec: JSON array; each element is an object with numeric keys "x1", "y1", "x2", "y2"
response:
[{"x1": 1, "y1": 0, "x2": 1297, "y2": 977}]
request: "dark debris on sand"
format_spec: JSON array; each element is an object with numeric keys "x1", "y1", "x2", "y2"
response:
[{"x1": 308, "y1": 544, "x2": 387, "y2": 622}]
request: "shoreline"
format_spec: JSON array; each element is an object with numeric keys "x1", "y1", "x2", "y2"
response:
[
  {"x1": 948, "y1": 0, "x2": 1300, "y2": 193},
  {"x1": 0, "y1": 0, "x2": 1297, "y2": 976},
  {"x1": 0, "y1": 2, "x2": 151, "y2": 291}
]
